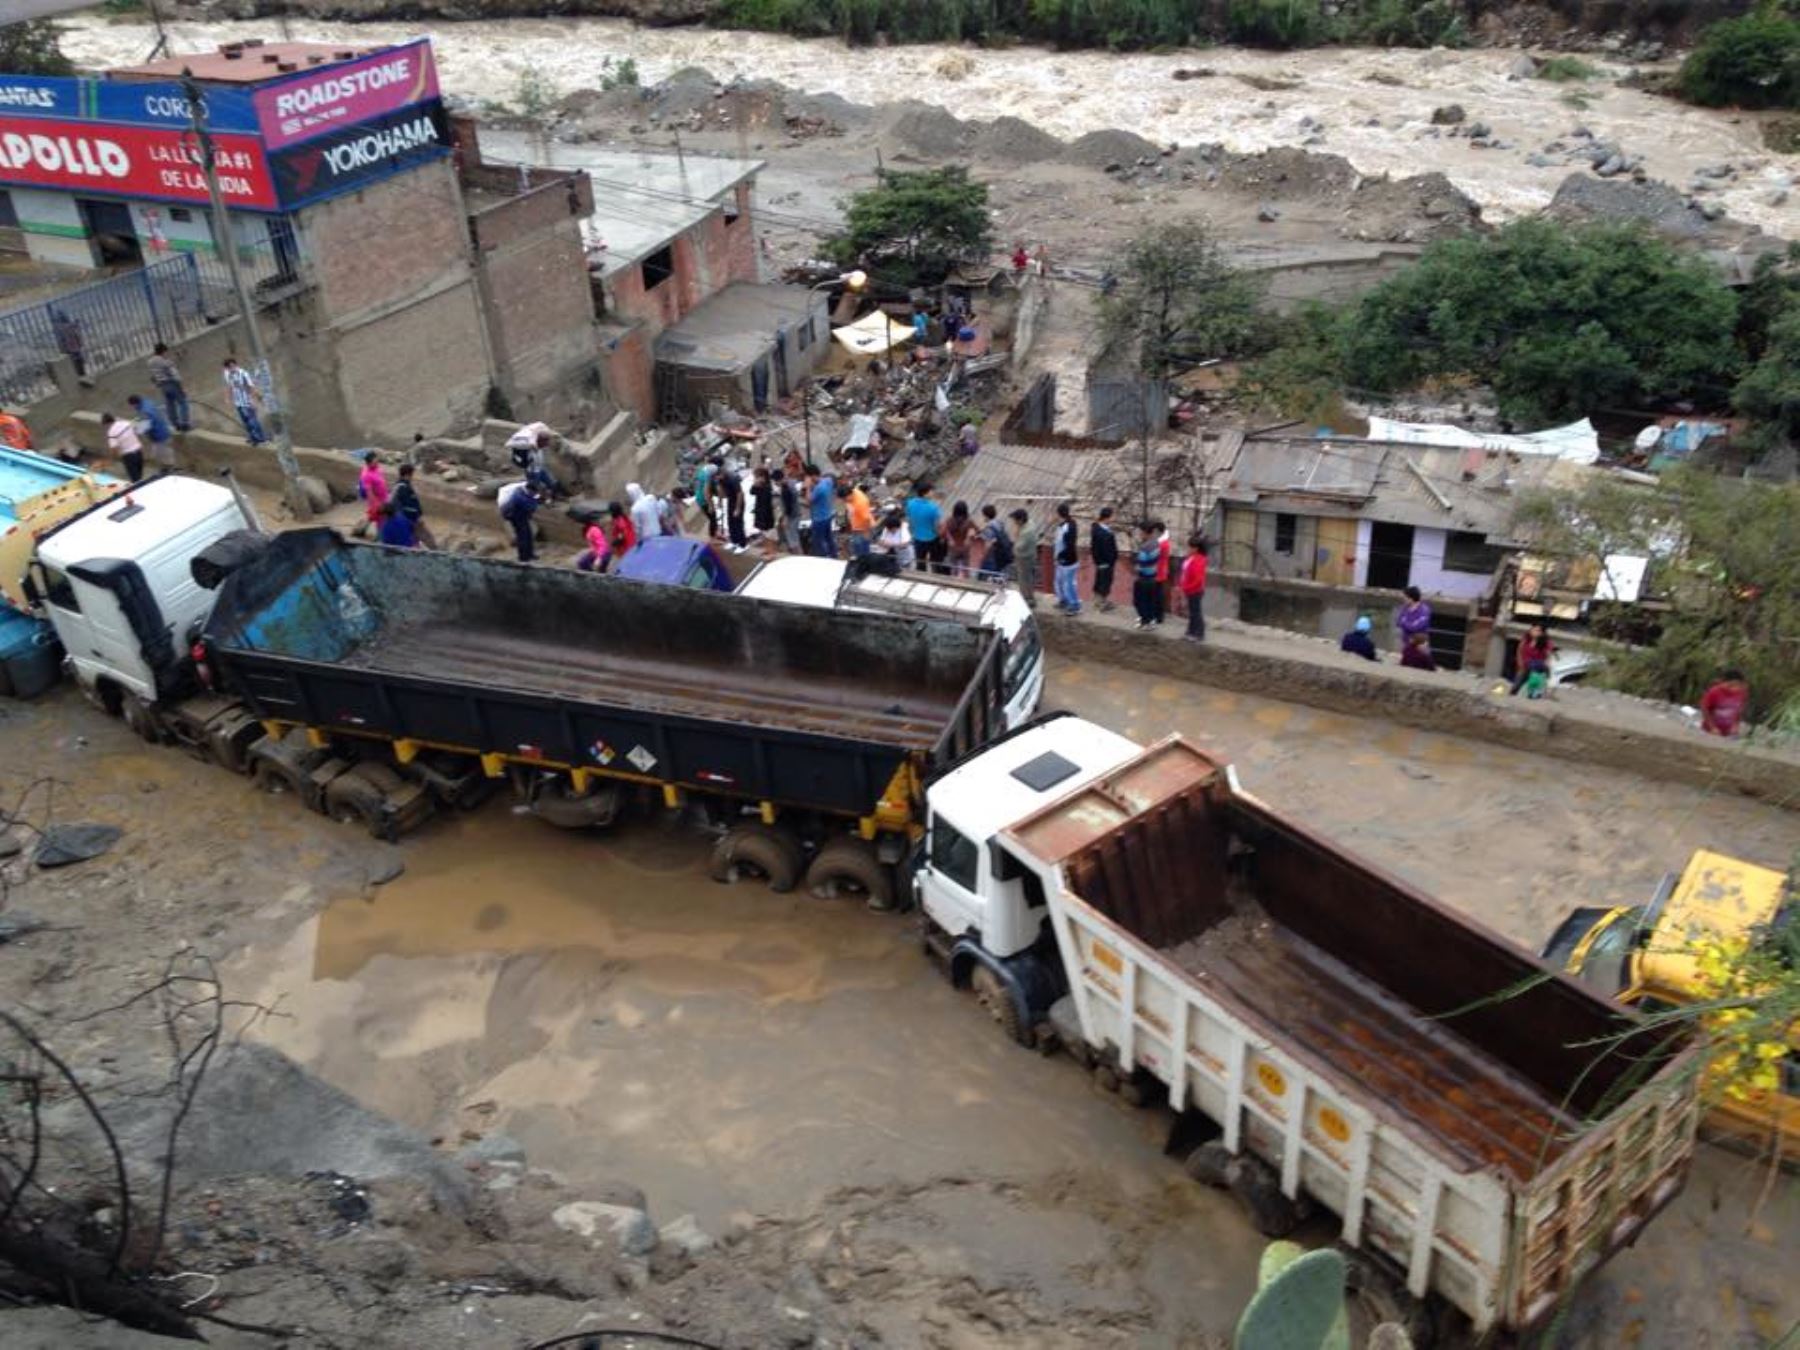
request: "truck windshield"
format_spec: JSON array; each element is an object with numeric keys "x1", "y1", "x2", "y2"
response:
[
  {"x1": 929, "y1": 817, "x2": 980, "y2": 892},
  {"x1": 1003, "y1": 625, "x2": 1041, "y2": 698}
]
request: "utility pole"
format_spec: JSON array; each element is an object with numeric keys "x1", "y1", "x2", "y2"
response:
[{"x1": 182, "y1": 72, "x2": 310, "y2": 519}]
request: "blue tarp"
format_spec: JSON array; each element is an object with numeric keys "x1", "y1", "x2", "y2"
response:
[{"x1": 614, "y1": 537, "x2": 733, "y2": 591}]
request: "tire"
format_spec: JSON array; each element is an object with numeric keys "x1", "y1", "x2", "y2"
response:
[
  {"x1": 121, "y1": 697, "x2": 161, "y2": 743},
  {"x1": 969, "y1": 963, "x2": 1026, "y2": 1044},
  {"x1": 253, "y1": 759, "x2": 307, "y2": 800},
  {"x1": 1341, "y1": 1248, "x2": 1436, "y2": 1349},
  {"x1": 708, "y1": 824, "x2": 803, "y2": 892},
  {"x1": 1229, "y1": 1157, "x2": 1306, "y2": 1239},
  {"x1": 805, "y1": 839, "x2": 894, "y2": 910},
  {"x1": 1183, "y1": 1140, "x2": 1234, "y2": 1187},
  {"x1": 324, "y1": 777, "x2": 389, "y2": 840}
]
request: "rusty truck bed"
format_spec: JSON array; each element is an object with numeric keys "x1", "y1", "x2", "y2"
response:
[
  {"x1": 1167, "y1": 919, "x2": 1580, "y2": 1181},
  {"x1": 358, "y1": 620, "x2": 954, "y2": 750}
]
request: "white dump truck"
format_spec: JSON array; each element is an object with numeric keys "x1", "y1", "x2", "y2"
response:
[{"x1": 912, "y1": 714, "x2": 1702, "y2": 1340}]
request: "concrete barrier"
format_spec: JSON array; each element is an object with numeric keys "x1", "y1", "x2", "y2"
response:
[{"x1": 1041, "y1": 613, "x2": 1800, "y2": 810}]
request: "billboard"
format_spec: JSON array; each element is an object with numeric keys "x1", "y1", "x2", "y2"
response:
[
  {"x1": 253, "y1": 40, "x2": 439, "y2": 150},
  {"x1": 0, "y1": 119, "x2": 276, "y2": 210},
  {"x1": 269, "y1": 100, "x2": 448, "y2": 209},
  {"x1": 0, "y1": 74, "x2": 255, "y2": 133}
]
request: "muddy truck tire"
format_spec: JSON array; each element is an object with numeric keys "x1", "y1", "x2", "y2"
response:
[
  {"x1": 805, "y1": 838, "x2": 893, "y2": 910},
  {"x1": 709, "y1": 823, "x2": 804, "y2": 892}
]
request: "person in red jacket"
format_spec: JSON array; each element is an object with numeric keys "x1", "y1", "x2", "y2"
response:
[
  {"x1": 1179, "y1": 534, "x2": 1209, "y2": 642},
  {"x1": 1699, "y1": 669, "x2": 1749, "y2": 737},
  {"x1": 607, "y1": 500, "x2": 637, "y2": 558}
]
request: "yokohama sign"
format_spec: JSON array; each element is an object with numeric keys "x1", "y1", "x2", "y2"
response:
[
  {"x1": 0, "y1": 118, "x2": 276, "y2": 209},
  {"x1": 270, "y1": 101, "x2": 448, "y2": 208}
]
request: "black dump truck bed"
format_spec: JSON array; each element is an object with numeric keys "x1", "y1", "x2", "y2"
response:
[{"x1": 204, "y1": 530, "x2": 1006, "y2": 816}]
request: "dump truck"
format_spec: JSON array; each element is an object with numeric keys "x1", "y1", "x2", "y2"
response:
[
  {"x1": 1544, "y1": 848, "x2": 1799, "y2": 1164},
  {"x1": 28, "y1": 478, "x2": 1007, "y2": 906},
  {"x1": 911, "y1": 715, "x2": 1702, "y2": 1340},
  {"x1": 0, "y1": 444, "x2": 118, "y2": 614}
]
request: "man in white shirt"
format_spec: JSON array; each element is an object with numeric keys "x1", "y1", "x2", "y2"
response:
[
  {"x1": 103, "y1": 411, "x2": 144, "y2": 483},
  {"x1": 505, "y1": 422, "x2": 565, "y2": 498},
  {"x1": 626, "y1": 483, "x2": 662, "y2": 543}
]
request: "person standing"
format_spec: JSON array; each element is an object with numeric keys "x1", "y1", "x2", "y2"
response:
[
  {"x1": 126, "y1": 393, "x2": 173, "y2": 472},
  {"x1": 358, "y1": 451, "x2": 389, "y2": 538},
  {"x1": 750, "y1": 466, "x2": 776, "y2": 552},
  {"x1": 1153, "y1": 520, "x2": 1172, "y2": 626},
  {"x1": 102, "y1": 412, "x2": 144, "y2": 484},
  {"x1": 661, "y1": 487, "x2": 691, "y2": 538},
  {"x1": 873, "y1": 507, "x2": 915, "y2": 569},
  {"x1": 718, "y1": 459, "x2": 747, "y2": 550},
  {"x1": 907, "y1": 481, "x2": 945, "y2": 573},
  {"x1": 1340, "y1": 616, "x2": 1379, "y2": 661},
  {"x1": 627, "y1": 482, "x2": 663, "y2": 543},
  {"x1": 1052, "y1": 502, "x2": 1081, "y2": 615},
  {"x1": 52, "y1": 309, "x2": 85, "y2": 380},
  {"x1": 1396, "y1": 585, "x2": 1432, "y2": 651},
  {"x1": 806, "y1": 463, "x2": 836, "y2": 559},
  {"x1": 1179, "y1": 535, "x2": 1208, "y2": 642},
  {"x1": 843, "y1": 479, "x2": 875, "y2": 558},
  {"x1": 1699, "y1": 669, "x2": 1749, "y2": 737},
  {"x1": 977, "y1": 504, "x2": 1013, "y2": 580},
  {"x1": 1012, "y1": 508, "x2": 1040, "y2": 607},
  {"x1": 772, "y1": 470, "x2": 801, "y2": 554},
  {"x1": 958, "y1": 421, "x2": 979, "y2": 458},
  {"x1": 497, "y1": 480, "x2": 540, "y2": 562},
  {"x1": 222, "y1": 358, "x2": 266, "y2": 445},
  {"x1": 147, "y1": 343, "x2": 191, "y2": 432},
  {"x1": 1089, "y1": 506, "x2": 1118, "y2": 612},
  {"x1": 696, "y1": 457, "x2": 721, "y2": 539},
  {"x1": 507, "y1": 424, "x2": 565, "y2": 499},
  {"x1": 945, "y1": 500, "x2": 976, "y2": 577},
  {"x1": 376, "y1": 501, "x2": 417, "y2": 548},
  {"x1": 1509, "y1": 623, "x2": 1555, "y2": 696},
  {"x1": 607, "y1": 500, "x2": 638, "y2": 559},
  {"x1": 1131, "y1": 523, "x2": 1161, "y2": 629},
  {"x1": 392, "y1": 463, "x2": 436, "y2": 549}
]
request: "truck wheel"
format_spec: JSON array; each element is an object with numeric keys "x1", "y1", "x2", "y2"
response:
[
  {"x1": 1341, "y1": 1248, "x2": 1436, "y2": 1348},
  {"x1": 324, "y1": 776, "x2": 391, "y2": 841},
  {"x1": 122, "y1": 697, "x2": 162, "y2": 744},
  {"x1": 970, "y1": 964, "x2": 1026, "y2": 1045},
  {"x1": 805, "y1": 839, "x2": 893, "y2": 911},
  {"x1": 1183, "y1": 1140, "x2": 1235, "y2": 1187},
  {"x1": 709, "y1": 824, "x2": 803, "y2": 892},
  {"x1": 253, "y1": 759, "x2": 308, "y2": 800},
  {"x1": 1228, "y1": 1157, "x2": 1308, "y2": 1239}
]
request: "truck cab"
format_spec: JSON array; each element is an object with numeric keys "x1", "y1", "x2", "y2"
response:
[
  {"x1": 914, "y1": 714, "x2": 1142, "y2": 1038},
  {"x1": 738, "y1": 555, "x2": 1044, "y2": 729},
  {"x1": 613, "y1": 536, "x2": 734, "y2": 591},
  {"x1": 1543, "y1": 848, "x2": 1799, "y2": 1161},
  {"x1": 30, "y1": 477, "x2": 250, "y2": 707}
]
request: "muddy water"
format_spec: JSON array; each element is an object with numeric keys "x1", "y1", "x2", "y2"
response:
[{"x1": 63, "y1": 15, "x2": 1793, "y2": 231}]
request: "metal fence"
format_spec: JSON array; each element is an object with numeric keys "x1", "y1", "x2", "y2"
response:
[{"x1": 0, "y1": 242, "x2": 301, "y2": 407}]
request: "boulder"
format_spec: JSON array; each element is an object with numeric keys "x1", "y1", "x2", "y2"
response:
[
  {"x1": 553, "y1": 1200, "x2": 658, "y2": 1256},
  {"x1": 296, "y1": 474, "x2": 333, "y2": 516},
  {"x1": 1430, "y1": 104, "x2": 1465, "y2": 126},
  {"x1": 1508, "y1": 55, "x2": 1540, "y2": 79}
]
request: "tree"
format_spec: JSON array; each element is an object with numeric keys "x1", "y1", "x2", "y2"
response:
[
  {"x1": 826, "y1": 166, "x2": 991, "y2": 287},
  {"x1": 1511, "y1": 467, "x2": 1800, "y2": 723},
  {"x1": 1343, "y1": 219, "x2": 1741, "y2": 424},
  {"x1": 1735, "y1": 304, "x2": 1800, "y2": 454},
  {"x1": 1239, "y1": 301, "x2": 1350, "y2": 422},
  {"x1": 1679, "y1": 7, "x2": 1800, "y2": 110},
  {"x1": 1096, "y1": 219, "x2": 1267, "y2": 381},
  {"x1": 0, "y1": 20, "x2": 74, "y2": 76}
]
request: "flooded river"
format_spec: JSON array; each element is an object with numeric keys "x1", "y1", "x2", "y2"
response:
[{"x1": 64, "y1": 14, "x2": 1793, "y2": 230}]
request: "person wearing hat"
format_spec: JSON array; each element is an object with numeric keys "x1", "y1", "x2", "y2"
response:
[{"x1": 1340, "y1": 615, "x2": 1378, "y2": 662}]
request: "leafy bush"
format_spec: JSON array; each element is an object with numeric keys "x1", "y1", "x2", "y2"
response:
[
  {"x1": 1347, "y1": 0, "x2": 1467, "y2": 49},
  {"x1": 1679, "y1": 9, "x2": 1800, "y2": 109},
  {"x1": 599, "y1": 56, "x2": 640, "y2": 90},
  {"x1": 1341, "y1": 219, "x2": 1741, "y2": 424},
  {"x1": 0, "y1": 20, "x2": 73, "y2": 75},
  {"x1": 826, "y1": 166, "x2": 993, "y2": 286},
  {"x1": 1537, "y1": 54, "x2": 1599, "y2": 81},
  {"x1": 1224, "y1": 0, "x2": 1335, "y2": 49}
]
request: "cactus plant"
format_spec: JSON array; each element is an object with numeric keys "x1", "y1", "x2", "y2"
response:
[{"x1": 1234, "y1": 1241, "x2": 1351, "y2": 1350}]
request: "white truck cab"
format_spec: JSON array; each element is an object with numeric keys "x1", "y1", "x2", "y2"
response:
[
  {"x1": 914, "y1": 713, "x2": 1141, "y2": 1040},
  {"x1": 738, "y1": 555, "x2": 1044, "y2": 729},
  {"x1": 32, "y1": 477, "x2": 250, "y2": 706}
]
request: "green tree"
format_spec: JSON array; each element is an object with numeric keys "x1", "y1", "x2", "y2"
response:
[
  {"x1": 826, "y1": 166, "x2": 991, "y2": 287},
  {"x1": 1342, "y1": 219, "x2": 1741, "y2": 424},
  {"x1": 1097, "y1": 219, "x2": 1267, "y2": 382},
  {"x1": 1512, "y1": 467, "x2": 1800, "y2": 723},
  {"x1": 1679, "y1": 7, "x2": 1800, "y2": 110},
  {"x1": 0, "y1": 20, "x2": 74, "y2": 76},
  {"x1": 1239, "y1": 302, "x2": 1350, "y2": 422},
  {"x1": 1735, "y1": 304, "x2": 1800, "y2": 453}
]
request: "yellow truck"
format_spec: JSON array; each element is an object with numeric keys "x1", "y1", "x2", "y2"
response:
[
  {"x1": 0, "y1": 445, "x2": 120, "y2": 614},
  {"x1": 1543, "y1": 849, "x2": 1799, "y2": 1162}
]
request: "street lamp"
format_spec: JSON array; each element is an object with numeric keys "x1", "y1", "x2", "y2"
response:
[{"x1": 801, "y1": 270, "x2": 868, "y2": 461}]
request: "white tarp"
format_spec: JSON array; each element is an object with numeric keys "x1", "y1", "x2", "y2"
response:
[
  {"x1": 1595, "y1": 554, "x2": 1650, "y2": 603},
  {"x1": 1367, "y1": 416, "x2": 1601, "y2": 466},
  {"x1": 832, "y1": 312, "x2": 915, "y2": 357}
]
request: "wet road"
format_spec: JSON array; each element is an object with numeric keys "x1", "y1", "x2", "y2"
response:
[{"x1": 219, "y1": 656, "x2": 1798, "y2": 1346}]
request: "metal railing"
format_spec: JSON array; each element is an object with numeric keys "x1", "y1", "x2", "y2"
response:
[{"x1": 0, "y1": 242, "x2": 304, "y2": 407}]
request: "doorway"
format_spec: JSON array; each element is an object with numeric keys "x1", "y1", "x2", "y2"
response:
[
  {"x1": 1365, "y1": 521, "x2": 1414, "y2": 592},
  {"x1": 77, "y1": 199, "x2": 142, "y2": 268}
]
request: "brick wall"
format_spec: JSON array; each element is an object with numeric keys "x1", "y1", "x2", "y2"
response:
[
  {"x1": 300, "y1": 160, "x2": 474, "y2": 327},
  {"x1": 599, "y1": 324, "x2": 654, "y2": 425},
  {"x1": 334, "y1": 284, "x2": 490, "y2": 443},
  {"x1": 602, "y1": 181, "x2": 759, "y2": 338}
]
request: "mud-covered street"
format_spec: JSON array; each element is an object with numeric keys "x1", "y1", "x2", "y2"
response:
[{"x1": 1, "y1": 653, "x2": 1795, "y2": 1347}]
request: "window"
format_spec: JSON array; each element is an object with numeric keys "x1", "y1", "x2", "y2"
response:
[
  {"x1": 1443, "y1": 530, "x2": 1507, "y2": 575},
  {"x1": 39, "y1": 565, "x2": 79, "y2": 613},
  {"x1": 929, "y1": 817, "x2": 980, "y2": 893},
  {"x1": 641, "y1": 244, "x2": 674, "y2": 291},
  {"x1": 0, "y1": 190, "x2": 17, "y2": 230},
  {"x1": 170, "y1": 207, "x2": 193, "y2": 223},
  {"x1": 1273, "y1": 513, "x2": 1297, "y2": 555}
]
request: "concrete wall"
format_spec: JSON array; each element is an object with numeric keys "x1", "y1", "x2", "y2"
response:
[
  {"x1": 1252, "y1": 247, "x2": 1424, "y2": 313},
  {"x1": 602, "y1": 182, "x2": 760, "y2": 340},
  {"x1": 333, "y1": 284, "x2": 491, "y2": 443},
  {"x1": 1207, "y1": 570, "x2": 1412, "y2": 650},
  {"x1": 1040, "y1": 616, "x2": 1800, "y2": 809},
  {"x1": 10, "y1": 188, "x2": 93, "y2": 268}
]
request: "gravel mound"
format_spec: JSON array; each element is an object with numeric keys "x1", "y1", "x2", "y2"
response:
[
  {"x1": 1546, "y1": 173, "x2": 1714, "y2": 238},
  {"x1": 879, "y1": 100, "x2": 976, "y2": 157},
  {"x1": 974, "y1": 115, "x2": 1066, "y2": 163},
  {"x1": 1217, "y1": 146, "x2": 1360, "y2": 199},
  {"x1": 1061, "y1": 127, "x2": 1161, "y2": 169}
]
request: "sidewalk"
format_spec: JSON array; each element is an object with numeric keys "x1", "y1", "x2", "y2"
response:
[{"x1": 1038, "y1": 601, "x2": 1800, "y2": 810}]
